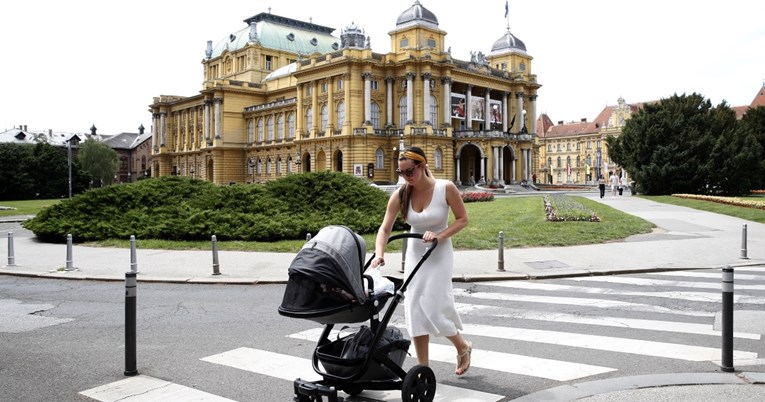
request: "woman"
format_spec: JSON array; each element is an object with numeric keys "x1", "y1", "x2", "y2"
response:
[
  {"x1": 371, "y1": 146, "x2": 473, "y2": 375},
  {"x1": 597, "y1": 175, "x2": 606, "y2": 199}
]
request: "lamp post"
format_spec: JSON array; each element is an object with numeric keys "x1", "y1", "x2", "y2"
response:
[
  {"x1": 294, "y1": 152, "x2": 301, "y2": 173},
  {"x1": 247, "y1": 158, "x2": 255, "y2": 183},
  {"x1": 189, "y1": 167, "x2": 195, "y2": 180},
  {"x1": 67, "y1": 137, "x2": 73, "y2": 198}
]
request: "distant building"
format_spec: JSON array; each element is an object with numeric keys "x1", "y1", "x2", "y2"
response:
[
  {"x1": 536, "y1": 84, "x2": 765, "y2": 185},
  {"x1": 149, "y1": 1, "x2": 541, "y2": 185}
]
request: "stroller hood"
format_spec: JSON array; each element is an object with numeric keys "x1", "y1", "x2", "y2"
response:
[{"x1": 288, "y1": 225, "x2": 367, "y2": 304}]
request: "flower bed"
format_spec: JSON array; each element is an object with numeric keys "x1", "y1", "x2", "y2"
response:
[
  {"x1": 544, "y1": 194, "x2": 600, "y2": 222},
  {"x1": 672, "y1": 194, "x2": 765, "y2": 210},
  {"x1": 462, "y1": 191, "x2": 494, "y2": 203}
]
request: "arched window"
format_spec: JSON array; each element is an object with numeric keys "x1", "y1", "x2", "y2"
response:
[
  {"x1": 548, "y1": 157, "x2": 553, "y2": 170},
  {"x1": 306, "y1": 107, "x2": 313, "y2": 130},
  {"x1": 371, "y1": 102, "x2": 381, "y2": 129},
  {"x1": 576, "y1": 155, "x2": 581, "y2": 167},
  {"x1": 287, "y1": 113, "x2": 295, "y2": 139},
  {"x1": 256, "y1": 158, "x2": 262, "y2": 175},
  {"x1": 257, "y1": 119, "x2": 264, "y2": 142},
  {"x1": 266, "y1": 158, "x2": 272, "y2": 174},
  {"x1": 277, "y1": 114, "x2": 284, "y2": 140},
  {"x1": 277, "y1": 157, "x2": 282, "y2": 174},
  {"x1": 557, "y1": 156, "x2": 562, "y2": 168},
  {"x1": 398, "y1": 97, "x2": 407, "y2": 128},
  {"x1": 566, "y1": 156, "x2": 571, "y2": 167},
  {"x1": 247, "y1": 120, "x2": 254, "y2": 143},
  {"x1": 288, "y1": 157, "x2": 293, "y2": 173},
  {"x1": 375, "y1": 148, "x2": 384, "y2": 169},
  {"x1": 434, "y1": 148, "x2": 443, "y2": 170},
  {"x1": 321, "y1": 104, "x2": 328, "y2": 131},
  {"x1": 267, "y1": 117, "x2": 274, "y2": 141},
  {"x1": 336, "y1": 102, "x2": 345, "y2": 129}
]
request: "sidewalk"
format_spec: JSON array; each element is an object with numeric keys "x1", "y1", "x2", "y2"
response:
[{"x1": 2, "y1": 193, "x2": 764, "y2": 401}]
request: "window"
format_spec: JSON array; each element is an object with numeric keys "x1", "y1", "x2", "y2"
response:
[
  {"x1": 557, "y1": 157, "x2": 562, "y2": 168},
  {"x1": 429, "y1": 95, "x2": 437, "y2": 125},
  {"x1": 547, "y1": 157, "x2": 552, "y2": 170},
  {"x1": 257, "y1": 119, "x2": 264, "y2": 142},
  {"x1": 400, "y1": 38, "x2": 409, "y2": 48},
  {"x1": 264, "y1": 55, "x2": 273, "y2": 71},
  {"x1": 256, "y1": 159, "x2": 262, "y2": 175},
  {"x1": 371, "y1": 102, "x2": 381, "y2": 129},
  {"x1": 237, "y1": 55, "x2": 247, "y2": 71},
  {"x1": 288, "y1": 113, "x2": 295, "y2": 139},
  {"x1": 267, "y1": 117, "x2": 274, "y2": 140},
  {"x1": 427, "y1": 38, "x2": 436, "y2": 48},
  {"x1": 434, "y1": 148, "x2": 443, "y2": 170},
  {"x1": 398, "y1": 96, "x2": 407, "y2": 128},
  {"x1": 306, "y1": 85, "x2": 312, "y2": 96},
  {"x1": 321, "y1": 82, "x2": 327, "y2": 93},
  {"x1": 277, "y1": 158, "x2": 282, "y2": 174},
  {"x1": 371, "y1": 80, "x2": 378, "y2": 90},
  {"x1": 557, "y1": 144, "x2": 561, "y2": 152},
  {"x1": 576, "y1": 155, "x2": 581, "y2": 167},
  {"x1": 247, "y1": 120, "x2": 254, "y2": 143},
  {"x1": 375, "y1": 149, "x2": 384, "y2": 169},
  {"x1": 288, "y1": 157, "x2": 293, "y2": 173},
  {"x1": 576, "y1": 142, "x2": 581, "y2": 151},
  {"x1": 566, "y1": 143, "x2": 571, "y2": 151},
  {"x1": 547, "y1": 144, "x2": 551, "y2": 152},
  {"x1": 277, "y1": 114, "x2": 285, "y2": 140},
  {"x1": 566, "y1": 156, "x2": 571, "y2": 168},
  {"x1": 337, "y1": 79, "x2": 343, "y2": 90},
  {"x1": 587, "y1": 141, "x2": 591, "y2": 149},
  {"x1": 266, "y1": 158, "x2": 272, "y2": 174},
  {"x1": 321, "y1": 105, "x2": 328, "y2": 131},
  {"x1": 306, "y1": 107, "x2": 313, "y2": 130},
  {"x1": 336, "y1": 102, "x2": 345, "y2": 129}
]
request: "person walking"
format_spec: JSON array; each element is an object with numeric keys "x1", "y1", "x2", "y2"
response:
[
  {"x1": 371, "y1": 146, "x2": 473, "y2": 376},
  {"x1": 609, "y1": 173, "x2": 619, "y2": 198},
  {"x1": 598, "y1": 175, "x2": 606, "y2": 199}
]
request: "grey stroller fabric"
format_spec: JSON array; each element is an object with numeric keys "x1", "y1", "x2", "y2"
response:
[{"x1": 288, "y1": 225, "x2": 367, "y2": 304}]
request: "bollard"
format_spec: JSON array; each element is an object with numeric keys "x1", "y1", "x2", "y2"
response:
[
  {"x1": 129, "y1": 235, "x2": 138, "y2": 273},
  {"x1": 306, "y1": 233, "x2": 312, "y2": 241},
  {"x1": 211, "y1": 235, "x2": 221, "y2": 275},
  {"x1": 65, "y1": 234, "x2": 75, "y2": 271},
  {"x1": 399, "y1": 231, "x2": 408, "y2": 274},
  {"x1": 497, "y1": 231, "x2": 505, "y2": 272},
  {"x1": 721, "y1": 266, "x2": 734, "y2": 372},
  {"x1": 124, "y1": 271, "x2": 138, "y2": 376},
  {"x1": 7, "y1": 231, "x2": 15, "y2": 266},
  {"x1": 740, "y1": 224, "x2": 748, "y2": 259}
]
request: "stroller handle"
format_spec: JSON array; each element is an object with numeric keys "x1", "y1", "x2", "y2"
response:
[{"x1": 363, "y1": 232, "x2": 438, "y2": 297}]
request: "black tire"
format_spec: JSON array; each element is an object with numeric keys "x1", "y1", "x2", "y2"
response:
[
  {"x1": 343, "y1": 384, "x2": 364, "y2": 396},
  {"x1": 401, "y1": 365, "x2": 436, "y2": 402}
]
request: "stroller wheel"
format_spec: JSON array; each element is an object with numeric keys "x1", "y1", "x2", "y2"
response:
[
  {"x1": 343, "y1": 384, "x2": 363, "y2": 396},
  {"x1": 401, "y1": 365, "x2": 436, "y2": 402}
]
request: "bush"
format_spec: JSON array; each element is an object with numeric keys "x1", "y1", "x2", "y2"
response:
[
  {"x1": 23, "y1": 172, "x2": 405, "y2": 243},
  {"x1": 462, "y1": 191, "x2": 494, "y2": 203},
  {"x1": 543, "y1": 194, "x2": 600, "y2": 222}
]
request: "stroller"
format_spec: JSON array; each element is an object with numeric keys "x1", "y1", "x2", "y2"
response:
[{"x1": 278, "y1": 225, "x2": 438, "y2": 402}]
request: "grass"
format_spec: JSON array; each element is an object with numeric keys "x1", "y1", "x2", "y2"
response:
[
  {"x1": 639, "y1": 195, "x2": 765, "y2": 224},
  {"x1": 11, "y1": 193, "x2": 762, "y2": 253}
]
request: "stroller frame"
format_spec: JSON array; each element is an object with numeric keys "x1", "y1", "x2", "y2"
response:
[{"x1": 291, "y1": 232, "x2": 438, "y2": 402}]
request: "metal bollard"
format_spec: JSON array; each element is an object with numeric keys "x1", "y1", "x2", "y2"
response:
[
  {"x1": 65, "y1": 234, "x2": 75, "y2": 271},
  {"x1": 124, "y1": 271, "x2": 138, "y2": 376},
  {"x1": 211, "y1": 235, "x2": 221, "y2": 275},
  {"x1": 497, "y1": 231, "x2": 505, "y2": 272},
  {"x1": 129, "y1": 235, "x2": 138, "y2": 273},
  {"x1": 400, "y1": 231, "x2": 408, "y2": 274},
  {"x1": 721, "y1": 266, "x2": 734, "y2": 372},
  {"x1": 740, "y1": 224, "x2": 748, "y2": 259},
  {"x1": 306, "y1": 233, "x2": 312, "y2": 241},
  {"x1": 7, "y1": 231, "x2": 15, "y2": 266}
]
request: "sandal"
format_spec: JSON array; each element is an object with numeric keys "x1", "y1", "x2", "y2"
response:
[{"x1": 455, "y1": 341, "x2": 472, "y2": 375}]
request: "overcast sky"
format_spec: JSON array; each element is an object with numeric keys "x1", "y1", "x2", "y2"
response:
[{"x1": 2, "y1": 0, "x2": 763, "y2": 134}]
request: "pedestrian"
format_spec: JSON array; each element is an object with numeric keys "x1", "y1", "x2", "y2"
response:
[
  {"x1": 598, "y1": 175, "x2": 606, "y2": 199},
  {"x1": 371, "y1": 146, "x2": 473, "y2": 376},
  {"x1": 609, "y1": 173, "x2": 619, "y2": 198},
  {"x1": 620, "y1": 176, "x2": 628, "y2": 196}
]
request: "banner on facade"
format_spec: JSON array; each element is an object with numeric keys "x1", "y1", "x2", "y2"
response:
[
  {"x1": 489, "y1": 100, "x2": 502, "y2": 124},
  {"x1": 451, "y1": 94, "x2": 466, "y2": 119}
]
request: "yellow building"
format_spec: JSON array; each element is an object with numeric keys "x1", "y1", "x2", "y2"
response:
[{"x1": 149, "y1": 2, "x2": 540, "y2": 186}]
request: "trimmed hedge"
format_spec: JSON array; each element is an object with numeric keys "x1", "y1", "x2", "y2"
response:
[{"x1": 23, "y1": 172, "x2": 405, "y2": 243}]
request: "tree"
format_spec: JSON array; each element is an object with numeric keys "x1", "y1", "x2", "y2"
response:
[
  {"x1": 736, "y1": 106, "x2": 765, "y2": 190},
  {"x1": 76, "y1": 139, "x2": 118, "y2": 187},
  {"x1": 0, "y1": 144, "x2": 35, "y2": 200},
  {"x1": 607, "y1": 93, "x2": 762, "y2": 196}
]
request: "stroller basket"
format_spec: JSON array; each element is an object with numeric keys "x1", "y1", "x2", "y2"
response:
[{"x1": 316, "y1": 326, "x2": 410, "y2": 381}]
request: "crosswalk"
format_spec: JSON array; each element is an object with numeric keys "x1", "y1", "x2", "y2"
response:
[{"x1": 80, "y1": 267, "x2": 765, "y2": 401}]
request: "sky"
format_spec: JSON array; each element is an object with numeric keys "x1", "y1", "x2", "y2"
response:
[{"x1": 2, "y1": 0, "x2": 764, "y2": 134}]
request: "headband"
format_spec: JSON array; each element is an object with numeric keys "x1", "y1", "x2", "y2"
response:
[{"x1": 401, "y1": 150, "x2": 427, "y2": 164}]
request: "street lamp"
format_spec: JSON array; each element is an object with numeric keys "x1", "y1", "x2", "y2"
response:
[
  {"x1": 189, "y1": 166, "x2": 195, "y2": 180},
  {"x1": 248, "y1": 158, "x2": 255, "y2": 183},
  {"x1": 67, "y1": 137, "x2": 73, "y2": 198},
  {"x1": 294, "y1": 152, "x2": 301, "y2": 173}
]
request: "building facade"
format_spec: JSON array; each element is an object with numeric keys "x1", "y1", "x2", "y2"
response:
[{"x1": 149, "y1": 2, "x2": 541, "y2": 186}]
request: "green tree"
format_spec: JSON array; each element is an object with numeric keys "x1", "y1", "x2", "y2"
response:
[
  {"x1": 736, "y1": 106, "x2": 765, "y2": 189},
  {"x1": 607, "y1": 93, "x2": 760, "y2": 196},
  {"x1": 76, "y1": 139, "x2": 118, "y2": 187},
  {"x1": 0, "y1": 143, "x2": 35, "y2": 200}
]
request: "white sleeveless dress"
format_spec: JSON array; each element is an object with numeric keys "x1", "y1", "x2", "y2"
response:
[{"x1": 403, "y1": 179, "x2": 463, "y2": 337}]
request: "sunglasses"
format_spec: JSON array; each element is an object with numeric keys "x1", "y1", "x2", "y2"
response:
[{"x1": 395, "y1": 166, "x2": 418, "y2": 177}]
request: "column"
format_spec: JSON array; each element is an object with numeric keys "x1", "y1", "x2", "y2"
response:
[
  {"x1": 492, "y1": 146, "x2": 499, "y2": 180},
  {"x1": 442, "y1": 77, "x2": 452, "y2": 126},
  {"x1": 455, "y1": 156, "x2": 461, "y2": 185},
  {"x1": 311, "y1": 81, "x2": 319, "y2": 135},
  {"x1": 203, "y1": 100, "x2": 211, "y2": 142},
  {"x1": 502, "y1": 92, "x2": 509, "y2": 132},
  {"x1": 327, "y1": 77, "x2": 335, "y2": 133},
  {"x1": 363, "y1": 72, "x2": 372, "y2": 124},
  {"x1": 296, "y1": 82, "x2": 304, "y2": 136},
  {"x1": 529, "y1": 95, "x2": 538, "y2": 134},
  {"x1": 498, "y1": 146, "x2": 504, "y2": 184},
  {"x1": 515, "y1": 92, "x2": 524, "y2": 132},
  {"x1": 159, "y1": 112, "x2": 167, "y2": 146},
  {"x1": 480, "y1": 156, "x2": 486, "y2": 182},
  {"x1": 406, "y1": 72, "x2": 414, "y2": 124},
  {"x1": 422, "y1": 73, "x2": 431, "y2": 124},
  {"x1": 213, "y1": 98, "x2": 222, "y2": 139},
  {"x1": 152, "y1": 113, "x2": 159, "y2": 151},
  {"x1": 386, "y1": 76, "x2": 394, "y2": 127},
  {"x1": 484, "y1": 90, "x2": 490, "y2": 129},
  {"x1": 466, "y1": 85, "x2": 473, "y2": 128}
]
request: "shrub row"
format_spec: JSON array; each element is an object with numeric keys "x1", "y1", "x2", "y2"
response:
[{"x1": 672, "y1": 194, "x2": 765, "y2": 210}]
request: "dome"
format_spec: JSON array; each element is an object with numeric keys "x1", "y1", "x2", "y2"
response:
[
  {"x1": 395, "y1": 1, "x2": 439, "y2": 30},
  {"x1": 490, "y1": 28, "x2": 527, "y2": 56}
]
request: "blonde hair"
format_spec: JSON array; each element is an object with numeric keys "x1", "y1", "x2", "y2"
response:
[{"x1": 397, "y1": 147, "x2": 429, "y2": 220}]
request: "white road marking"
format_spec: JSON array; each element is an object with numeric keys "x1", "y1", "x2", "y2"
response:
[
  {"x1": 565, "y1": 276, "x2": 765, "y2": 291},
  {"x1": 79, "y1": 375, "x2": 236, "y2": 401}
]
